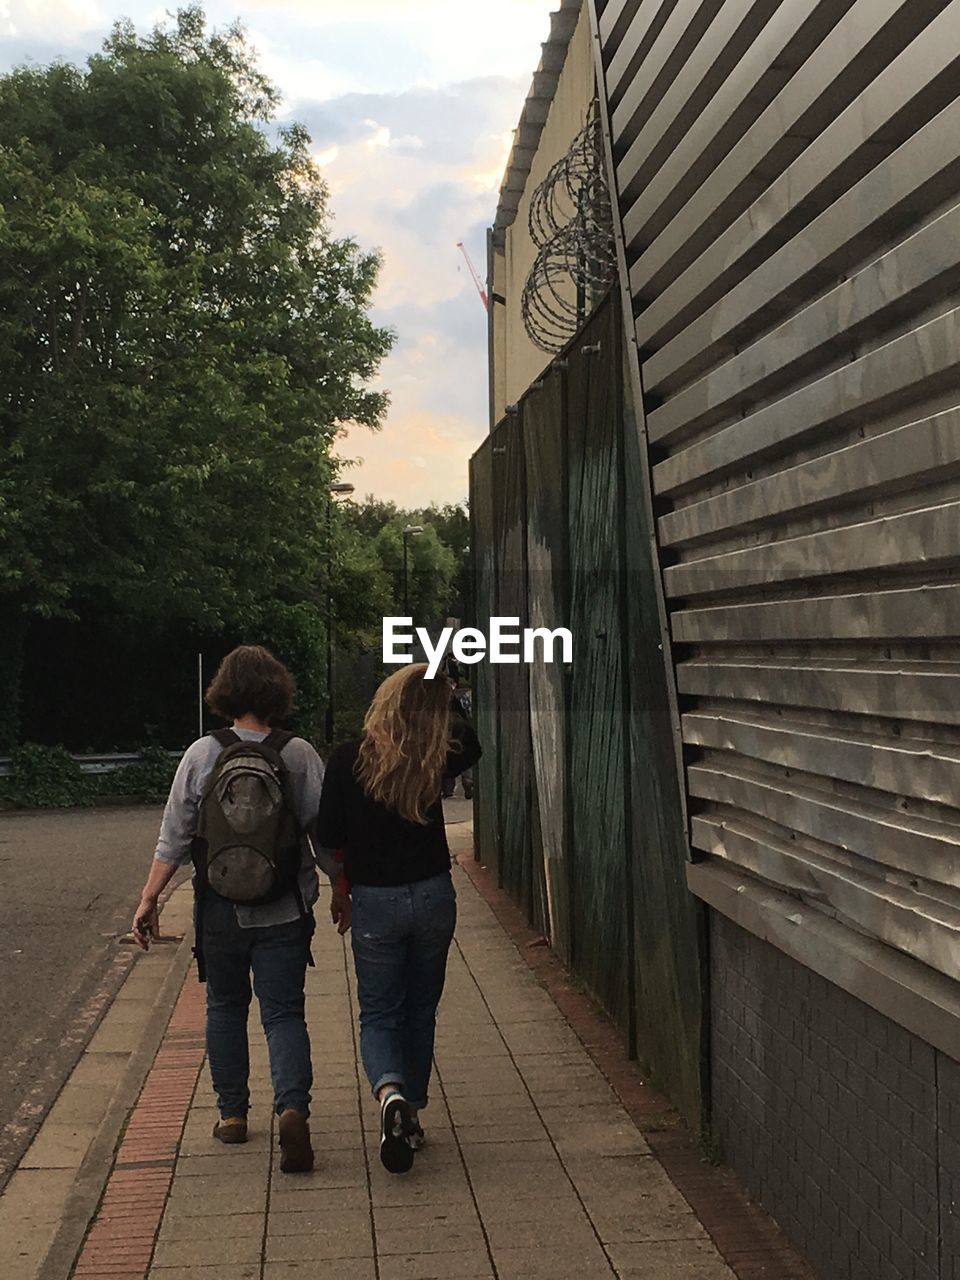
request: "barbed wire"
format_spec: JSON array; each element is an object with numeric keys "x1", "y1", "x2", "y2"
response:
[{"x1": 522, "y1": 99, "x2": 617, "y2": 354}]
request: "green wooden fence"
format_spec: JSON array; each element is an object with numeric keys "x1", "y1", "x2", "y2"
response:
[{"x1": 470, "y1": 290, "x2": 706, "y2": 1125}]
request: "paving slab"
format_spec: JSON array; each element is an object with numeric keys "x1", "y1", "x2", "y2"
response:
[
  {"x1": 263, "y1": 1263, "x2": 376, "y2": 1280},
  {"x1": 608, "y1": 1238, "x2": 737, "y2": 1278},
  {"x1": 151, "y1": 1235, "x2": 263, "y2": 1269},
  {"x1": 491, "y1": 1243, "x2": 616, "y2": 1279},
  {"x1": 264, "y1": 1229, "x2": 374, "y2": 1262},
  {"x1": 377, "y1": 1251, "x2": 495, "y2": 1280},
  {"x1": 157, "y1": 1211, "x2": 264, "y2": 1241},
  {"x1": 8, "y1": 829, "x2": 785, "y2": 1280}
]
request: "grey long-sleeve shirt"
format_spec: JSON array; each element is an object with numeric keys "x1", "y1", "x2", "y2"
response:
[{"x1": 154, "y1": 729, "x2": 333, "y2": 928}]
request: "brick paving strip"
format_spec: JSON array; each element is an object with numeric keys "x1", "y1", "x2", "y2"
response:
[
  {"x1": 71, "y1": 979, "x2": 206, "y2": 1280},
  {"x1": 0, "y1": 878, "x2": 196, "y2": 1280},
  {"x1": 457, "y1": 852, "x2": 816, "y2": 1280},
  {"x1": 61, "y1": 826, "x2": 816, "y2": 1280}
]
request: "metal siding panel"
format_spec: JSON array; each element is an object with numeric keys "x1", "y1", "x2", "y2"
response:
[
  {"x1": 683, "y1": 710, "x2": 960, "y2": 809},
  {"x1": 692, "y1": 815, "x2": 960, "y2": 977},
  {"x1": 665, "y1": 501, "x2": 960, "y2": 597},
  {"x1": 658, "y1": 408, "x2": 960, "y2": 547},
  {"x1": 604, "y1": 1, "x2": 683, "y2": 109},
  {"x1": 677, "y1": 659, "x2": 960, "y2": 725},
  {"x1": 614, "y1": 0, "x2": 787, "y2": 209},
  {"x1": 647, "y1": 199, "x2": 960, "y2": 444},
  {"x1": 653, "y1": 305, "x2": 960, "y2": 494},
  {"x1": 617, "y1": 0, "x2": 851, "y2": 237},
  {"x1": 673, "y1": 585, "x2": 960, "y2": 644},
  {"x1": 687, "y1": 762, "x2": 960, "y2": 887},
  {"x1": 593, "y1": 0, "x2": 960, "y2": 991},
  {"x1": 630, "y1": 0, "x2": 959, "y2": 324},
  {"x1": 610, "y1": 0, "x2": 726, "y2": 154},
  {"x1": 643, "y1": 101, "x2": 960, "y2": 394}
]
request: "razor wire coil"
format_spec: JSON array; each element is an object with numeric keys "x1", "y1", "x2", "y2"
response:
[{"x1": 522, "y1": 99, "x2": 617, "y2": 355}]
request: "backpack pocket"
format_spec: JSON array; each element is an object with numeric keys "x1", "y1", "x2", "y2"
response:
[{"x1": 207, "y1": 843, "x2": 277, "y2": 902}]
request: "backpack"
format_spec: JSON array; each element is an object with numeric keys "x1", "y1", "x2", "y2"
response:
[{"x1": 192, "y1": 728, "x2": 303, "y2": 906}]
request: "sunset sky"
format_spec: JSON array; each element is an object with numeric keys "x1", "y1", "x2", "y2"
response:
[{"x1": 0, "y1": 0, "x2": 556, "y2": 504}]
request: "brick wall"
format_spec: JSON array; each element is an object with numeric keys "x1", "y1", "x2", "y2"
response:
[{"x1": 710, "y1": 913, "x2": 960, "y2": 1280}]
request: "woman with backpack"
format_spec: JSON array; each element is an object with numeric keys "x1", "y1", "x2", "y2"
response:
[
  {"x1": 317, "y1": 662, "x2": 481, "y2": 1173},
  {"x1": 131, "y1": 645, "x2": 336, "y2": 1174}
]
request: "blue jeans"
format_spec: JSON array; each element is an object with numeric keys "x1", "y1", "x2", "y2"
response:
[
  {"x1": 351, "y1": 872, "x2": 457, "y2": 1111},
  {"x1": 201, "y1": 892, "x2": 313, "y2": 1119}
]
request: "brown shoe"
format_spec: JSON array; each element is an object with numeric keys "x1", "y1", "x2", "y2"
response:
[
  {"x1": 213, "y1": 1117, "x2": 248, "y2": 1144},
  {"x1": 278, "y1": 1109, "x2": 314, "y2": 1174}
]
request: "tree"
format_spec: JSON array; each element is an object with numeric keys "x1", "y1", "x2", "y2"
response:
[
  {"x1": 0, "y1": 7, "x2": 393, "y2": 745},
  {"x1": 341, "y1": 498, "x2": 471, "y2": 627},
  {"x1": 373, "y1": 522, "x2": 458, "y2": 628},
  {"x1": 416, "y1": 503, "x2": 471, "y2": 621}
]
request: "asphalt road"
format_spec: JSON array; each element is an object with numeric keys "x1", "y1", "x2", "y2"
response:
[{"x1": 0, "y1": 805, "x2": 180, "y2": 1186}]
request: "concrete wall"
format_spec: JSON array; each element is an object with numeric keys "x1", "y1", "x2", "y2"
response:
[{"x1": 491, "y1": 4, "x2": 594, "y2": 422}]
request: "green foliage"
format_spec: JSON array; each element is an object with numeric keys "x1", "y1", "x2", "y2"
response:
[
  {"x1": 0, "y1": 742, "x2": 179, "y2": 808},
  {"x1": 0, "y1": 6, "x2": 393, "y2": 631},
  {"x1": 243, "y1": 601, "x2": 326, "y2": 740},
  {"x1": 0, "y1": 743, "x2": 97, "y2": 808},
  {"x1": 104, "y1": 745, "x2": 178, "y2": 803},
  {"x1": 373, "y1": 522, "x2": 458, "y2": 625},
  {"x1": 340, "y1": 499, "x2": 469, "y2": 629}
]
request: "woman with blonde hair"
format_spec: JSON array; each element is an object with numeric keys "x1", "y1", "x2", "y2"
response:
[{"x1": 317, "y1": 663, "x2": 481, "y2": 1173}]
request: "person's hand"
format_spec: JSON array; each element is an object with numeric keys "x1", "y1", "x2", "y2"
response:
[
  {"x1": 132, "y1": 897, "x2": 161, "y2": 951},
  {"x1": 330, "y1": 891, "x2": 352, "y2": 936}
]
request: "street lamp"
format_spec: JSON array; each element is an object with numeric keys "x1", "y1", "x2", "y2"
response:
[
  {"x1": 402, "y1": 525, "x2": 424, "y2": 619},
  {"x1": 326, "y1": 482, "x2": 355, "y2": 744}
]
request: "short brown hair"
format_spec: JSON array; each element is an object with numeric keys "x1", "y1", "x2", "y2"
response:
[{"x1": 205, "y1": 645, "x2": 296, "y2": 725}]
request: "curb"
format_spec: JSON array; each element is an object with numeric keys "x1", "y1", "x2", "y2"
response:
[{"x1": 36, "y1": 913, "x2": 197, "y2": 1280}]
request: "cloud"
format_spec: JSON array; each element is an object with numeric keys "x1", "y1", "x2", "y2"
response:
[
  {"x1": 0, "y1": 0, "x2": 102, "y2": 40},
  {"x1": 294, "y1": 76, "x2": 523, "y2": 161},
  {"x1": 201, "y1": 0, "x2": 552, "y2": 91},
  {"x1": 338, "y1": 410, "x2": 478, "y2": 508},
  {"x1": 301, "y1": 74, "x2": 529, "y2": 503}
]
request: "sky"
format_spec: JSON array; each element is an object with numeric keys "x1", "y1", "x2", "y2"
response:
[{"x1": 0, "y1": 0, "x2": 557, "y2": 506}]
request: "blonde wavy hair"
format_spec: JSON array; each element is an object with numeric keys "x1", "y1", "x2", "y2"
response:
[{"x1": 356, "y1": 664, "x2": 454, "y2": 824}]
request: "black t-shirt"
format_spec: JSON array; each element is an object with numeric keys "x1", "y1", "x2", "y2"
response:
[{"x1": 316, "y1": 718, "x2": 482, "y2": 887}]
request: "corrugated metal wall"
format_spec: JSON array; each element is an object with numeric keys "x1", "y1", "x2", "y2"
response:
[
  {"x1": 471, "y1": 291, "x2": 705, "y2": 1120},
  {"x1": 591, "y1": 0, "x2": 960, "y2": 981}
]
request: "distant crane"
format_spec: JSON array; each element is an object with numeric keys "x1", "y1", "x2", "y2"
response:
[{"x1": 457, "y1": 241, "x2": 489, "y2": 311}]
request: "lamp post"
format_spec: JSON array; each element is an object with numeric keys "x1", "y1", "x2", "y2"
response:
[
  {"x1": 402, "y1": 525, "x2": 424, "y2": 619},
  {"x1": 326, "y1": 482, "x2": 355, "y2": 744}
]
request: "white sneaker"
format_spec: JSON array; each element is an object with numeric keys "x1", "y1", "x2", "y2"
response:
[{"x1": 380, "y1": 1093, "x2": 414, "y2": 1174}]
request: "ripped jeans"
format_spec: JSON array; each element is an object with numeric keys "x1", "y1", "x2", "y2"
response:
[{"x1": 350, "y1": 872, "x2": 457, "y2": 1111}]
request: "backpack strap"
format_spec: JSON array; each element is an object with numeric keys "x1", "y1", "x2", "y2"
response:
[
  {"x1": 193, "y1": 729, "x2": 239, "y2": 982},
  {"x1": 193, "y1": 884, "x2": 208, "y2": 984},
  {"x1": 263, "y1": 728, "x2": 296, "y2": 754}
]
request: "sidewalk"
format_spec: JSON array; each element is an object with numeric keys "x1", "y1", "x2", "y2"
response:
[{"x1": 6, "y1": 820, "x2": 810, "y2": 1280}]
